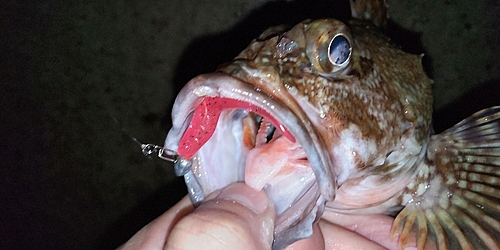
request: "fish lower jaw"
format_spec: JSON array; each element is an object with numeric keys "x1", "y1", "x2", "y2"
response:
[
  {"x1": 244, "y1": 135, "x2": 316, "y2": 215},
  {"x1": 240, "y1": 136, "x2": 322, "y2": 247}
]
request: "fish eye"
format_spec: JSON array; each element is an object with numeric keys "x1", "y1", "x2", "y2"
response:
[
  {"x1": 304, "y1": 19, "x2": 353, "y2": 77},
  {"x1": 328, "y1": 34, "x2": 351, "y2": 66}
]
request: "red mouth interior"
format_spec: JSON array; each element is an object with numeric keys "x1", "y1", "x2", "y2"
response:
[{"x1": 178, "y1": 97, "x2": 296, "y2": 159}]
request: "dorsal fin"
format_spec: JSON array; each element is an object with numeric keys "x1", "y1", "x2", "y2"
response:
[{"x1": 349, "y1": 0, "x2": 388, "y2": 28}]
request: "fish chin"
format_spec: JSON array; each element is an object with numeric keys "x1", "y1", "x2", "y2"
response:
[{"x1": 164, "y1": 72, "x2": 334, "y2": 248}]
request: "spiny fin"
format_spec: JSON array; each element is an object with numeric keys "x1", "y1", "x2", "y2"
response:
[
  {"x1": 349, "y1": 0, "x2": 388, "y2": 28},
  {"x1": 391, "y1": 107, "x2": 500, "y2": 250}
]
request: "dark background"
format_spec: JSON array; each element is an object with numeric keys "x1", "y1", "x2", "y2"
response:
[{"x1": 1, "y1": 0, "x2": 499, "y2": 249}]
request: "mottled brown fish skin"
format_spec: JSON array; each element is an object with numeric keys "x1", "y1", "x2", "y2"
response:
[{"x1": 222, "y1": 19, "x2": 433, "y2": 175}]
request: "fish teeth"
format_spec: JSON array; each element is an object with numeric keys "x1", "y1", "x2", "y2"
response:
[
  {"x1": 255, "y1": 116, "x2": 280, "y2": 147},
  {"x1": 255, "y1": 117, "x2": 271, "y2": 147}
]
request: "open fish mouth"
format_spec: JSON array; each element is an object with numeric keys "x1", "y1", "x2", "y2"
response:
[{"x1": 164, "y1": 72, "x2": 336, "y2": 247}]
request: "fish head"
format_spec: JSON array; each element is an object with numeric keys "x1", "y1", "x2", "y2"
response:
[{"x1": 164, "y1": 18, "x2": 433, "y2": 248}]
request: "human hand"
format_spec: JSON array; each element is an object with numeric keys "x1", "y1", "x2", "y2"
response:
[{"x1": 119, "y1": 183, "x2": 414, "y2": 250}]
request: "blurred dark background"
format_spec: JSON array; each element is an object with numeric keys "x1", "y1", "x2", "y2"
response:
[{"x1": 1, "y1": 0, "x2": 499, "y2": 249}]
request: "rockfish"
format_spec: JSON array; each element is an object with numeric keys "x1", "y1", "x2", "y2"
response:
[{"x1": 161, "y1": 2, "x2": 500, "y2": 249}]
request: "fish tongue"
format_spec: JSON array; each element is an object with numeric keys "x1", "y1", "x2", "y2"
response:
[{"x1": 245, "y1": 136, "x2": 313, "y2": 192}]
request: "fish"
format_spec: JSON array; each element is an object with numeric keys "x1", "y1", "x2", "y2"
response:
[{"x1": 163, "y1": 0, "x2": 500, "y2": 249}]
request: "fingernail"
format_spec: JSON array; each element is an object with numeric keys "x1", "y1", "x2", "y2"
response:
[{"x1": 216, "y1": 183, "x2": 269, "y2": 214}]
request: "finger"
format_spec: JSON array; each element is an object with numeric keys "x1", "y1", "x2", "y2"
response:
[
  {"x1": 284, "y1": 223, "x2": 325, "y2": 250},
  {"x1": 321, "y1": 212, "x2": 420, "y2": 250},
  {"x1": 118, "y1": 196, "x2": 194, "y2": 250},
  {"x1": 319, "y1": 219, "x2": 388, "y2": 249},
  {"x1": 165, "y1": 183, "x2": 275, "y2": 250},
  {"x1": 322, "y1": 212, "x2": 395, "y2": 248}
]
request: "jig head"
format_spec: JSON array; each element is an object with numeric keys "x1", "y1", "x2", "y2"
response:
[{"x1": 141, "y1": 143, "x2": 205, "y2": 205}]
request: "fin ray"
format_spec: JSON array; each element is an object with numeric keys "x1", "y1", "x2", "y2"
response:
[
  {"x1": 458, "y1": 171, "x2": 500, "y2": 185},
  {"x1": 452, "y1": 192, "x2": 500, "y2": 248},
  {"x1": 461, "y1": 163, "x2": 498, "y2": 175},
  {"x1": 462, "y1": 190, "x2": 500, "y2": 213},
  {"x1": 446, "y1": 106, "x2": 500, "y2": 133},
  {"x1": 415, "y1": 211, "x2": 429, "y2": 249},
  {"x1": 436, "y1": 208, "x2": 472, "y2": 249},
  {"x1": 426, "y1": 210, "x2": 447, "y2": 250},
  {"x1": 448, "y1": 207, "x2": 495, "y2": 249}
]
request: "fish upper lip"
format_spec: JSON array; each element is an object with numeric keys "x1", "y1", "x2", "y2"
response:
[{"x1": 165, "y1": 72, "x2": 337, "y2": 201}]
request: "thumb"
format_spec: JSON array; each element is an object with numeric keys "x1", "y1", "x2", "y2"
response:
[{"x1": 165, "y1": 183, "x2": 276, "y2": 250}]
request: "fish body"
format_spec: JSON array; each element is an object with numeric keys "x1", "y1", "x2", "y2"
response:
[{"x1": 164, "y1": 3, "x2": 500, "y2": 250}]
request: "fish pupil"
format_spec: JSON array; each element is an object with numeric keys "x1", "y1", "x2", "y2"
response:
[{"x1": 329, "y1": 35, "x2": 350, "y2": 65}]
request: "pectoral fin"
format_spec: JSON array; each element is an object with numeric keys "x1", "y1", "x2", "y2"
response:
[{"x1": 391, "y1": 107, "x2": 500, "y2": 250}]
